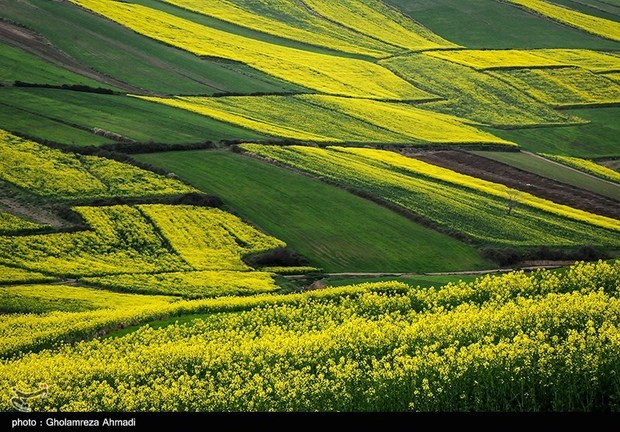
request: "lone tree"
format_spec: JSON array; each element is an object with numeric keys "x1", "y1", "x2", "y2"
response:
[{"x1": 506, "y1": 188, "x2": 520, "y2": 216}]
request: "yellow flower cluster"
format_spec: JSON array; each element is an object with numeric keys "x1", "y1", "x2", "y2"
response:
[
  {"x1": 0, "y1": 203, "x2": 292, "y2": 278},
  {"x1": 491, "y1": 67, "x2": 620, "y2": 107},
  {"x1": 337, "y1": 146, "x2": 620, "y2": 231},
  {"x1": 0, "y1": 130, "x2": 194, "y2": 200},
  {"x1": 0, "y1": 261, "x2": 618, "y2": 411},
  {"x1": 0, "y1": 205, "x2": 190, "y2": 277},
  {"x1": 0, "y1": 264, "x2": 55, "y2": 285},
  {"x1": 0, "y1": 210, "x2": 42, "y2": 233},
  {"x1": 0, "y1": 281, "x2": 404, "y2": 358},
  {"x1": 81, "y1": 270, "x2": 278, "y2": 299},
  {"x1": 425, "y1": 49, "x2": 562, "y2": 70},
  {"x1": 542, "y1": 154, "x2": 620, "y2": 184},
  {"x1": 380, "y1": 54, "x2": 580, "y2": 127},
  {"x1": 0, "y1": 284, "x2": 175, "y2": 314},
  {"x1": 70, "y1": 0, "x2": 426, "y2": 100},
  {"x1": 297, "y1": 0, "x2": 457, "y2": 51},
  {"x1": 139, "y1": 95, "x2": 510, "y2": 145},
  {"x1": 508, "y1": 0, "x2": 620, "y2": 42},
  {"x1": 138, "y1": 205, "x2": 284, "y2": 271},
  {"x1": 241, "y1": 145, "x2": 620, "y2": 245},
  {"x1": 164, "y1": 0, "x2": 394, "y2": 58},
  {"x1": 425, "y1": 49, "x2": 620, "y2": 73},
  {"x1": 260, "y1": 266, "x2": 322, "y2": 275}
]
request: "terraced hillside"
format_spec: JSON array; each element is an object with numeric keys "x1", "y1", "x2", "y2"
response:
[{"x1": 0, "y1": 0, "x2": 619, "y2": 413}]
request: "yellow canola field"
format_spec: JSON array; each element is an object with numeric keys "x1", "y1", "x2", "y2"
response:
[
  {"x1": 604, "y1": 72, "x2": 620, "y2": 83},
  {"x1": 139, "y1": 95, "x2": 511, "y2": 145},
  {"x1": 535, "y1": 49, "x2": 620, "y2": 73},
  {"x1": 542, "y1": 154, "x2": 620, "y2": 184},
  {"x1": 82, "y1": 270, "x2": 278, "y2": 299},
  {"x1": 336, "y1": 147, "x2": 620, "y2": 232},
  {"x1": 0, "y1": 284, "x2": 175, "y2": 314},
  {"x1": 70, "y1": 0, "x2": 427, "y2": 100},
  {"x1": 425, "y1": 49, "x2": 562, "y2": 70},
  {"x1": 0, "y1": 262, "x2": 619, "y2": 411},
  {"x1": 0, "y1": 264, "x2": 55, "y2": 285},
  {"x1": 301, "y1": 95, "x2": 514, "y2": 145},
  {"x1": 302, "y1": 0, "x2": 457, "y2": 51},
  {"x1": 380, "y1": 54, "x2": 579, "y2": 127},
  {"x1": 0, "y1": 210, "x2": 42, "y2": 233},
  {"x1": 491, "y1": 67, "x2": 620, "y2": 107},
  {"x1": 426, "y1": 49, "x2": 620, "y2": 72},
  {"x1": 0, "y1": 129, "x2": 193, "y2": 199},
  {"x1": 508, "y1": 0, "x2": 620, "y2": 42},
  {"x1": 138, "y1": 205, "x2": 284, "y2": 271},
  {"x1": 165, "y1": 0, "x2": 396, "y2": 58}
]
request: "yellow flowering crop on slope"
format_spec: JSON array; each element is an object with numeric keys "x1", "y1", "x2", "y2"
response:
[
  {"x1": 137, "y1": 95, "x2": 405, "y2": 143},
  {"x1": 139, "y1": 95, "x2": 510, "y2": 145},
  {"x1": 79, "y1": 155, "x2": 195, "y2": 198},
  {"x1": 426, "y1": 49, "x2": 561, "y2": 69},
  {"x1": 0, "y1": 262, "x2": 618, "y2": 411},
  {"x1": 138, "y1": 205, "x2": 284, "y2": 271},
  {"x1": 490, "y1": 67, "x2": 620, "y2": 107},
  {"x1": 507, "y1": 0, "x2": 620, "y2": 41},
  {"x1": 380, "y1": 54, "x2": 580, "y2": 127},
  {"x1": 0, "y1": 284, "x2": 175, "y2": 314},
  {"x1": 301, "y1": 95, "x2": 514, "y2": 145},
  {"x1": 0, "y1": 129, "x2": 106, "y2": 198},
  {"x1": 604, "y1": 72, "x2": 620, "y2": 83},
  {"x1": 302, "y1": 0, "x2": 457, "y2": 51},
  {"x1": 535, "y1": 49, "x2": 620, "y2": 73},
  {"x1": 0, "y1": 130, "x2": 193, "y2": 199},
  {"x1": 70, "y1": 0, "x2": 427, "y2": 100},
  {"x1": 542, "y1": 154, "x2": 620, "y2": 184},
  {"x1": 0, "y1": 210, "x2": 43, "y2": 233},
  {"x1": 0, "y1": 264, "x2": 55, "y2": 285},
  {"x1": 81, "y1": 270, "x2": 277, "y2": 299},
  {"x1": 0, "y1": 281, "x2": 404, "y2": 358},
  {"x1": 242, "y1": 145, "x2": 619, "y2": 246},
  {"x1": 426, "y1": 49, "x2": 620, "y2": 72},
  {"x1": 165, "y1": 0, "x2": 396, "y2": 58},
  {"x1": 336, "y1": 146, "x2": 620, "y2": 232},
  {"x1": 0, "y1": 205, "x2": 190, "y2": 277},
  {"x1": 168, "y1": 0, "x2": 457, "y2": 55}
]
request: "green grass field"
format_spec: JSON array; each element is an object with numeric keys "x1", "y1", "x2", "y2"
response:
[
  {"x1": 472, "y1": 150, "x2": 620, "y2": 201},
  {"x1": 0, "y1": 88, "x2": 265, "y2": 145},
  {"x1": 486, "y1": 107, "x2": 620, "y2": 158},
  {"x1": 385, "y1": 0, "x2": 620, "y2": 49},
  {"x1": 0, "y1": 103, "x2": 112, "y2": 146},
  {"x1": 136, "y1": 150, "x2": 490, "y2": 272},
  {"x1": 1, "y1": 0, "x2": 303, "y2": 95},
  {"x1": 0, "y1": 43, "x2": 114, "y2": 89},
  {"x1": 539, "y1": 0, "x2": 620, "y2": 21}
]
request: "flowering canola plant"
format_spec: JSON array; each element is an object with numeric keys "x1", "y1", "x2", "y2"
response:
[
  {"x1": 70, "y1": 0, "x2": 427, "y2": 100},
  {"x1": 507, "y1": 0, "x2": 620, "y2": 42},
  {"x1": 241, "y1": 144, "x2": 620, "y2": 246},
  {"x1": 542, "y1": 154, "x2": 620, "y2": 184},
  {"x1": 0, "y1": 261, "x2": 618, "y2": 411}
]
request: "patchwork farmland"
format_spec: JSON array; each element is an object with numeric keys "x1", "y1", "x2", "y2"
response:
[{"x1": 0, "y1": 0, "x2": 619, "y2": 413}]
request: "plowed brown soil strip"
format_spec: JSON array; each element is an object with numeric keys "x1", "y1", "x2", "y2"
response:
[{"x1": 404, "y1": 150, "x2": 620, "y2": 220}]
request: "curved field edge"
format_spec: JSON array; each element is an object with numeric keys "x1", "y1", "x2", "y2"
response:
[
  {"x1": 0, "y1": 261, "x2": 619, "y2": 411},
  {"x1": 135, "y1": 150, "x2": 491, "y2": 272}
]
